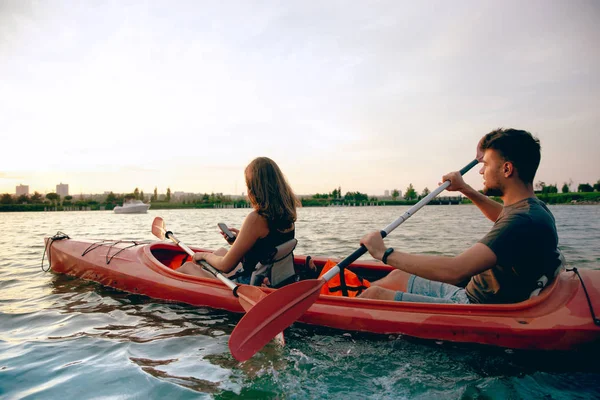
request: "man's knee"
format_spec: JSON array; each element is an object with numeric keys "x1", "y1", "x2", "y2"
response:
[
  {"x1": 372, "y1": 269, "x2": 411, "y2": 291},
  {"x1": 387, "y1": 269, "x2": 406, "y2": 280}
]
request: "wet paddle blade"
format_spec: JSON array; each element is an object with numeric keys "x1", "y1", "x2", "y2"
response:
[
  {"x1": 236, "y1": 285, "x2": 286, "y2": 346},
  {"x1": 151, "y1": 217, "x2": 167, "y2": 240},
  {"x1": 229, "y1": 279, "x2": 324, "y2": 361}
]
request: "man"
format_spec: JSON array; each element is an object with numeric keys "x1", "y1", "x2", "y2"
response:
[{"x1": 359, "y1": 128, "x2": 561, "y2": 304}]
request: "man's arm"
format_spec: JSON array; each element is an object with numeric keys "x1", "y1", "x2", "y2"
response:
[
  {"x1": 360, "y1": 232, "x2": 497, "y2": 285},
  {"x1": 459, "y1": 185, "x2": 503, "y2": 222},
  {"x1": 442, "y1": 171, "x2": 502, "y2": 222}
]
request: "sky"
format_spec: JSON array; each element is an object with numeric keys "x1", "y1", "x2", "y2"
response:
[{"x1": 1, "y1": 0, "x2": 599, "y2": 197}]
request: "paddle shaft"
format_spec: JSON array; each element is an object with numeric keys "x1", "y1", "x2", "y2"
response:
[
  {"x1": 321, "y1": 158, "x2": 479, "y2": 281},
  {"x1": 164, "y1": 231, "x2": 237, "y2": 291}
]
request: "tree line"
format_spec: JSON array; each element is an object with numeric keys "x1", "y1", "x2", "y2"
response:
[
  {"x1": 2, "y1": 179, "x2": 600, "y2": 210},
  {"x1": 310, "y1": 183, "x2": 431, "y2": 202},
  {"x1": 535, "y1": 180, "x2": 600, "y2": 194}
]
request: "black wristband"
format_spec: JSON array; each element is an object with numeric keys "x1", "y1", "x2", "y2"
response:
[{"x1": 382, "y1": 247, "x2": 394, "y2": 264}]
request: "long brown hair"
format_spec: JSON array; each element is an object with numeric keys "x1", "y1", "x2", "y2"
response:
[{"x1": 245, "y1": 157, "x2": 299, "y2": 230}]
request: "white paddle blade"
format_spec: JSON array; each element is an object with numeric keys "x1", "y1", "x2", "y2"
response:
[{"x1": 151, "y1": 217, "x2": 167, "y2": 240}]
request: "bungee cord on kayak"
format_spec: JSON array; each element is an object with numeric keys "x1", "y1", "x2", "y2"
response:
[
  {"x1": 41, "y1": 231, "x2": 70, "y2": 272},
  {"x1": 80, "y1": 239, "x2": 151, "y2": 265},
  {"x1": 567, "y1": 267, "x2": 600, "y2": 327}
]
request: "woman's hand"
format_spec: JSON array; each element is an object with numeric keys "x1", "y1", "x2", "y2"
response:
[
  {"x1": 221, "y1": 227, "x2": 239, "y2": 244},
  {"x1": 193, "y1": 252, "x2": 206, "y2": 264},
  {"x1": 360, "y1": 231, "x2": 386, "y2": 261}
]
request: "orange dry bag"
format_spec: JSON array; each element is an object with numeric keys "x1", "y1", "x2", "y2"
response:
[{"x1": 319, "y1": 259, "x2": 370, "y2": 297}]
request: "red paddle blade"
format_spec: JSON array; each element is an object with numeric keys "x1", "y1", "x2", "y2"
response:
[
  {"x1": 235, "y1": 285, "x2": 286, "y2": 346},
  {"x1": 236, "y1": 285, "x2": 267, "y2": 311},
  {"x1": 229, "y1": 279, "x2": 324, "y2": 361},
  {"x1": 151, "y1": 217, "x2": 167, "y2": 240}
]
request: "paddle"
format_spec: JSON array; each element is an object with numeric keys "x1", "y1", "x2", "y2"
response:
[
  {"x1": 151, "y1": 217, "x2": 286, "y2": 345},
  {"x1": 228, "y1": 158, "x2": 480, "y2": 361}
]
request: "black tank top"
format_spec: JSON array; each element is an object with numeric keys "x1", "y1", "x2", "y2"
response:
[{"x1": 241, "y1": 224, "x2": 295, "y2": 276}]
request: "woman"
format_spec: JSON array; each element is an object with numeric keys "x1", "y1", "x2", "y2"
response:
[{"x1": 177, "y1": 157, "x2": 299, "y2": 284}]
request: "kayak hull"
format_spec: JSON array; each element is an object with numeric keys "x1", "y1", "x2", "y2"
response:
[{"x1": 45, "y1": 237, "x2": 600, "y2": 351}]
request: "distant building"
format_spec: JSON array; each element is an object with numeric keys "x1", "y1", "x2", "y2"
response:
[
  {"x1": 16, "y1": 184, "x2": 29, "y2": 196},
  {"x1": 56, "y1": 183, "x2": 69, "y2": 197},
  {"x1": 384, "y1": 190, "x2": 390, "y2": 197}
]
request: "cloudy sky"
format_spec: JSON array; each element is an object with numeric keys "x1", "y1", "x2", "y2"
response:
[{"x1": 1, "y1": 0, "x2": 599, "y2": 196}]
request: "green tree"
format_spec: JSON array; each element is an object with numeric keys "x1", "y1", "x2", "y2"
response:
[
  {"x1": 1, "y1": 193, "x2": 13, "y2": 204},
  {"x1": 17, "y1": 194, "x2": 29, "y2": 204},
  {"x1": 140, "y1": 190, "x2": 144, "y2": 201},
  {"x1": 392, "y1": 189, "x2": 399, "y2": 200},
  {"x1": 578, "y1": 183, "x2": 593, "y2": 193},
  {"x1": 31, "y1": 192, "x2": 43, "y2": 203},
  {"x1": 421, "y1": 187, "x2": 430, "y2": 197},
  {"x1": 594, "y1": 180, "x2": 600, "y2": 192},
  {"x1": 63, "y1": 195, "x2": 73, "y2": 206},
  {"x1": 134, "y1": 187, "x2": 140, "y2": 200},
  {"x1": 105, "y1": 192, "x2": 117, "y2": 203},
  {"x1": 542, "y1": 184, "x2": 558, "y2": 194},
  {"x1": 166, "y1": 187, "x2": 171, "y2": 202},
  {"x1": 202, "y1": 193, "x2": 209, "y2": 202},
  {"x1": 561, "y1": 183, "x2": 570, "y2": 193},
  {"x1": 331, "y1": 188, "x2": 339, "y2": 199},
  {"x1": 404, "y1": 184, "x2": 417, "y2": 200},
  {"x1": 153, "y1": 187, "x2": 158, "y2": 202},
  {"x1": 45, "y1": 192, "x2": 59, "y2": 205}
]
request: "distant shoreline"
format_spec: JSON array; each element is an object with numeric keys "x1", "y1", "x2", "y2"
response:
[{"x1": 1, "y1": 194, "x2": 598, "y2": 213}]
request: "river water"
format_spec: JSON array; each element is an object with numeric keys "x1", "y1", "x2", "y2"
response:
[{"x1": 0, "y1": 205, "x2": 599, "y2": 399}]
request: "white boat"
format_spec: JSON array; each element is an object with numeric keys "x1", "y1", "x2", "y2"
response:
[{"x1": 113, "y1": 199, "x2": 151, "y2": 214}]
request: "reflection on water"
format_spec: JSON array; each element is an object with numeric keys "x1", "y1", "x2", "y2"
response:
[{"x1": 0, "y1": 206, "x2": 599, "y2": 398}]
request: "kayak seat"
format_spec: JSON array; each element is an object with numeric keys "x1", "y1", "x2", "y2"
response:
[
  {"x1": 529, "y1": 250, "x2": 566, "y2": 298},
  {"x1": 250, "y1": 239, "x2": 298, "y2": 288}
]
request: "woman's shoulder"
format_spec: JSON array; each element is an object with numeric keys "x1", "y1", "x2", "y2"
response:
[
  {"x1": 244, "y1": 210, "x2": 270, "y2": 234},
  {"x1": 246, "y1": 210, "x2": 265, "y2": 222}
]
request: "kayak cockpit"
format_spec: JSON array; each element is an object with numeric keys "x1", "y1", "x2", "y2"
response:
[{"x1": 150, "y1": 244, "x2": 194, "y2": 270}]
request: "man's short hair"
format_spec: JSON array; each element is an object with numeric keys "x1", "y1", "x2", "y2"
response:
[{"x1": 480, "y1": 128, "x2": 541, "y2": 184}]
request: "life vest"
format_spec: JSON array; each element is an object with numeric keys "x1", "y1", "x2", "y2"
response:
[{"x1": 319, "y1": 260, "x2": 370, "y2": 297}]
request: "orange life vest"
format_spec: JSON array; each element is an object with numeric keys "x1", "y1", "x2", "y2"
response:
[{"x1": 319, "y1": 259, "x2": 370, "y2": 297}]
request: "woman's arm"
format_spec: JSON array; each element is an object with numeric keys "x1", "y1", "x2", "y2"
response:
[{"x1": 194, "y1": 211, "x2": 269, "y2": 273}]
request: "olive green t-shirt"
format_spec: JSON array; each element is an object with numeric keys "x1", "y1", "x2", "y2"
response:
[{"x1": 466, "y1": 197, "x2": 561, "y2": 304}]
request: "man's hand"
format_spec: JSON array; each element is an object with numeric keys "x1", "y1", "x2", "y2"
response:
[
  {"x1": 360, "y1": 231, "x2": 386, "y2": 261},
  {"x1": 441, "y1": 171, "x2": 469, "y2": 192}
]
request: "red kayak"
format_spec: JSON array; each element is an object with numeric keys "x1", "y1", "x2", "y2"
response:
[{"x1": 44, "y1": 235, "x2": 600, "y2": 351}]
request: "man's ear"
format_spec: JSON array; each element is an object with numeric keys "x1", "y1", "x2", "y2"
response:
[{"x1": 503, "y1": 161, "x2": 514, "y2": 177}]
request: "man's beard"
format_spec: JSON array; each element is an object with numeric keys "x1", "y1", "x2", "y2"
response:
[{"x1": 483, "y1": 185, "x2": 503, "y2": 197}]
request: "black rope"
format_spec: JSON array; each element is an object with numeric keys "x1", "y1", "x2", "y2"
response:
[
  {"x1": 41, "y1": 231, "x2": 70, "y2": 272},
  {"x1": 82, "y1": 240, "x2": 119, "y2": 257},
  {"x1": 567, "y1": 267, "x2": 600, "y2": 327},
  {"x1": 81, "y1": 239, "x2": 149, "y2": 264}
]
